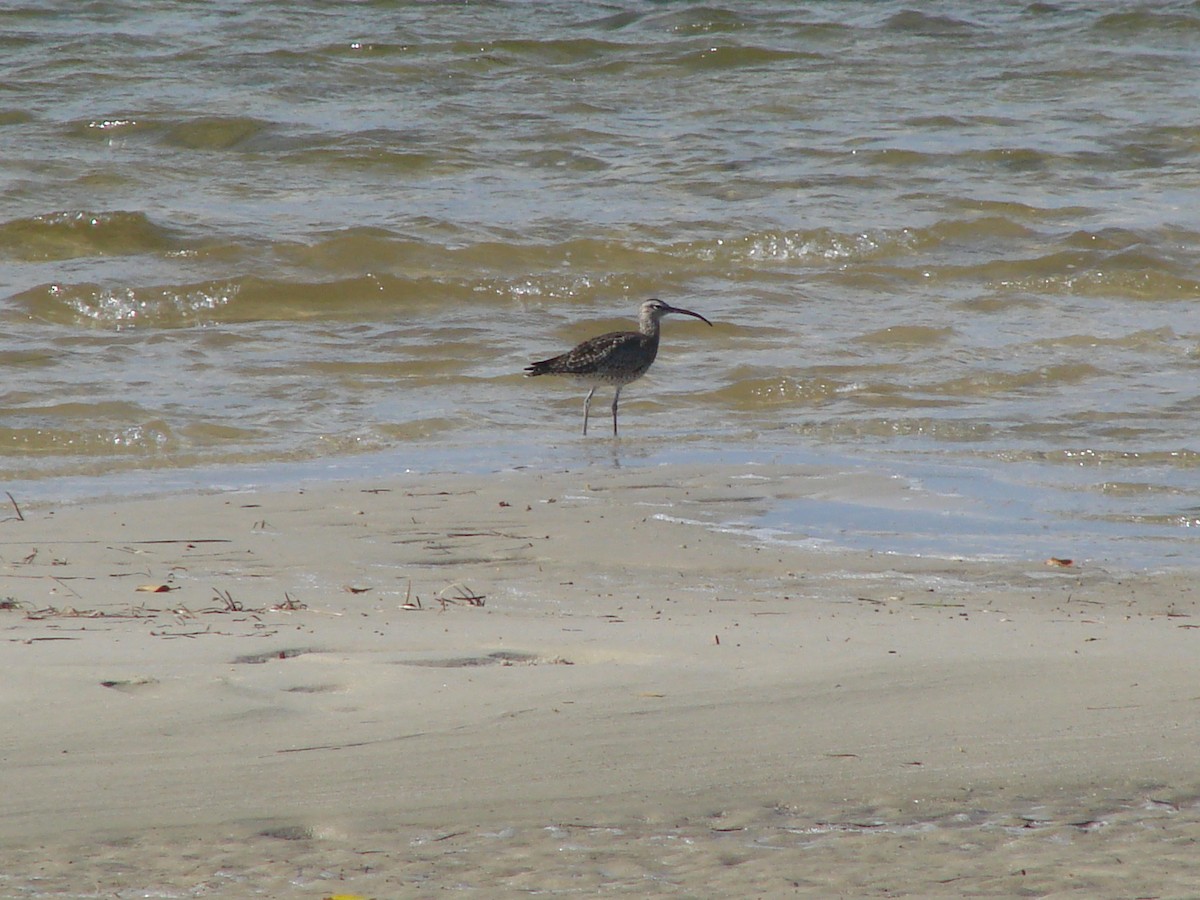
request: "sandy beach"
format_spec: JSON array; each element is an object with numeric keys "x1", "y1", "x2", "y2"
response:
[{"x1": 2, "y1": 462, "x2": 1199, "y2": 898}]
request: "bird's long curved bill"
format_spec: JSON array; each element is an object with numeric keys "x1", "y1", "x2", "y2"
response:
[{"x1": 665, "y1": 305, "x2": 714, "y2": 326}]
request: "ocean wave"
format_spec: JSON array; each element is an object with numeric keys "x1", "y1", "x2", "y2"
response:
[
  {"x1": 161, "y1": 115, "x2": 277, "y2": 152},
  {"x1": 0, "y1": 210, "x2": 179, "y2": 261},
  {"x1": 19, "y1": 281, "x2": 238, "y2": 327},
  {"x1": 0, "y1": 419, "x2": 174, "y2": 457},
  {"x1": 1093, "y1": 9, "x2": 1200, "y2": 35}
]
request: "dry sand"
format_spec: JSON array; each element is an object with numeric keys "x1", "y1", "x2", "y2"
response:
[{"x1": 2, "y1": 463, "x2": 1199, "y2": 898}]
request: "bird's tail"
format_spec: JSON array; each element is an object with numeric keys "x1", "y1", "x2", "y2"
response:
[{"x1": 524, "y1": 356, "x2": 560, "y2": 377}]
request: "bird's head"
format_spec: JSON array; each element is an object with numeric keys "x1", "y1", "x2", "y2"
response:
[{"x1": 639, "y1": 298, "x2": 713, "y2": 329}]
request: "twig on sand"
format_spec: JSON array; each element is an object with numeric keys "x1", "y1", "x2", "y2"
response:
[
  {"x1": 150, "y1": 625, "x2": 237, "y2": 639},
  {"x1": 207, "y1": 587, "x2": 244, "y2": 612},
  {"x1": 25, "y1": 604, "x2": 157, "y2": 620},
  {"x1": 5, "y1": 492, "x2": 23, "y2": 522},
  {"x1": 272, "y1": 592, "x2": 306, "y2": 611},
  {"x1": 436, "y1": 583, "x2": 486, "y2": 610},
  {"x1": 400, "y1": 579, "x2": 422, "y2": 610}
]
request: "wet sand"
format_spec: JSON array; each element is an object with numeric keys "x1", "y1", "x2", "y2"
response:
[{"x1": 2, "y1": 464, "x2": 1199, "y2": 897}]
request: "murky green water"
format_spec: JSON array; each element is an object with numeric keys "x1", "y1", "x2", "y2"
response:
[{"x1": 2, "y1": 1, "x2": 1198, "y2": 565}]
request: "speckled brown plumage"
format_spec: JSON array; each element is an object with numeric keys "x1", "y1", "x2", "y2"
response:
[{"x1": 525, "y1": 298, "x2": 713, "y2": 436}]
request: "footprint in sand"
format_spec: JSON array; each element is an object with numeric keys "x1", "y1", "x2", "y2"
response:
[
  {"x1": 99, "y1": 676, "x2": 159, "y2": 694},
  {"x1": 396, "y1": 650, "x2": 570, "y2": 668},
  {"x1": 228, "y1": 648, "x2": 344, "y2": 694},
  {"x1": 231, "y1": 647, "x2": 324, "y2": 665},
  {"x1": 282, "y1": 683, "x2": 343, "y2": 694}
]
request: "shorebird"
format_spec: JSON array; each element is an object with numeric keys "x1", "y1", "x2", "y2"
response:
[{"x1": 525, "y1": 298, "x2": 713, "y2": 436}]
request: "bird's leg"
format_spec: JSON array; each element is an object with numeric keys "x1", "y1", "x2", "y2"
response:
[
  {"x1": 611, "y1": 386, "x2": 622, "y2": 437},
  {"x1": 582, "y1": 386, "x2": 596, "y2": 436}
]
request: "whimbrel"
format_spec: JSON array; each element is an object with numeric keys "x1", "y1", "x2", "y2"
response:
[{"x1": 525, "y1": 298, "x2": 713, "y2": 436}]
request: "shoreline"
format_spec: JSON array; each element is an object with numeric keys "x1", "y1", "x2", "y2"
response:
[
  {"x1": 5, "y1": 441, "x2": 1192, "y2": 574},
  {"x1": 3, "y1": 463, "x2": 1199, "y2": 895}
]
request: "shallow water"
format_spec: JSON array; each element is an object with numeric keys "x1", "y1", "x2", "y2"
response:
[{"x1": 2, "y1": 1, "x2": 1199, "y2": 567}]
